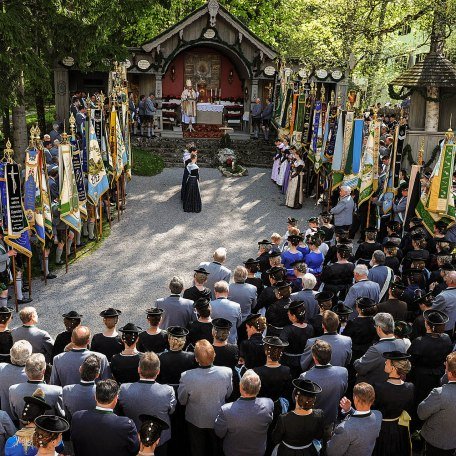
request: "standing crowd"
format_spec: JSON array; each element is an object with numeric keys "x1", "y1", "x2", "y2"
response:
[{"x1": 0, "y1": 200, "x2": 455, "y2": 455}]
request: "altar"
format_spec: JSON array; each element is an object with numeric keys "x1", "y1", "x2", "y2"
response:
[{"x1": 196, "y1": 103, "x2": 224, "y2": 125}]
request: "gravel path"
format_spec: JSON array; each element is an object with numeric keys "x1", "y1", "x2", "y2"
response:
[{"x1": 30, "y1": 167, "x2": 317, "y2": 336}]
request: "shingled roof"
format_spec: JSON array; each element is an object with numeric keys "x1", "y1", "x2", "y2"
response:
[{"x1": 389, "y1": 52, "x2": 456, "y2": 88}]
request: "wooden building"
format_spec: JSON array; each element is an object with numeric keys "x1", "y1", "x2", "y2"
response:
[{"x1": 54, "y1": 0, "x2": 279, "y2": 134}]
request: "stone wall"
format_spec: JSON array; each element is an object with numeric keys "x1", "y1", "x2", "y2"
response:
[{"x1": 132, "y1": 136, "x2": 275, "y2": 168}]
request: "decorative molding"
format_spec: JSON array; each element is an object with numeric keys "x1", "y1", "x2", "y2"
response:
[{"x1": 207, "y1": 0, "x2": 220, "y2": 27}]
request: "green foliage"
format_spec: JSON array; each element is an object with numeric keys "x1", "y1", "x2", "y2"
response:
[{"x1": 131, "y1": 147, "x2": 165, "y2": 176}]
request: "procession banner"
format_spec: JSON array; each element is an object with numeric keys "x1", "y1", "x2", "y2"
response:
[
  {"x1": 59, "y1": 143, "x2": 81, "y2": 232},
  {"x1": 273, "y1": 67, "x2": 285, "y2": 127},
  {"x1": 301, "y1": 95, "x2": 314, "y2": 147},
  {"x1": 404, "y1": 165, "x2": 421, "y2": 230},
  {"x1": 282, "y1": 88, "x2": 293, "y2": 128},
  {"x1": 23, "y1": 147, "x2": 39, "y2": 228},
  {"x1": 1, "y1": 163, "x2": 32, "y2": 257},
  {"x1": 39, "y1": 151, "x2": 53, "y2": 240},
  {"x1": 379, "y1": 126, "x2": 399, "y2": 217},
  {"x1": 92, "y1": 108, "x2": 103, "y2": 149},
  {"x1": 87, "y1": 126, "x2": 109, "y2": 205},
  {"x1": 308, "y1": 100, "x2": 322, "y2": 165},
  {"x1": 342, "y1": 118, "x2": 363, "y2": 189},
  {"x1": 115, "y1": 112, "x2": 126, "y2": 179},
  {"x1": 291, "y1": 91, "x2": 307, "y2": 145},
  {"x1": 426, "y1": 141, "x2": 455, "y2": 213},
  {"x1": 314, "y1": 101, "x2": 327, "y2": 172},
  {"x1": 359, "y1": 120, "x2": 381, "y2": 206},
  {"x1": 71, "y1": 146, "x2": 88, "y2": 218},
  {"x1": 331, "y1": 111, "x2": 345, "y2": 190},
  {"x1": 323, "y1": 104, "x2": 339, "y2": 164},
  {"x1": 289, "y1": 93, "x2": 299, "y2": 135},
  {"x1": 333, "y1": 111, "x2": 354, "y2": 190},
  {"x1": 393, "y1": 121, "x2": 407, "y2": 188}
]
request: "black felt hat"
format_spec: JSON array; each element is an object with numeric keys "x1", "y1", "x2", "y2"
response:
[
  {"x1": 292, "y1": 379, "x2": 322, "y2": 396},
  {"x1": 287, "y1": 234, "x2": 303, "y2": 243},
  {"x1": 423, "y1": 309, "x2": 449, "y2": 325},
  {"x1": 119, "y1": 323, "x2": 142, "y2": 333},
  {"x1": 194, "y1": 267, "x2": 210, "y2": 275},
  {"x1": 390, "y1": 280, "x2": 406, "y2": 291},
  {"x1": 365, "y1": 226, "x2": 378, "y2": 233},
  {"x1": 284, "y1": 300, "x2": 305, "y2": 310},
  {"x1": 307, "y1": 217, "x2": 319, "y2": 224},
  {"x1": 394, "y1": 321, "x2": 412, "y2": 337},
  {"x1": 243, "y1": 313, "x2": 261, "y2": 326},
  {"x1": 332, "y1": 302, "x2": 354, "y2": 316},
  {"x1": 399, "y1": 182, "x2": 409, "y2": 191},
  {"x1": 146, "y1": 308, "x2": 164, "y2": 316},
  {"x1": 412, "y1": 290, "x2": 434, "y2": 305},
  {"x1": 138, "y1": 414, "x2": 170, "y2": 432},
  {"x1": 268, "y1": 251, "x2": 282, "y2": 259},
  {"x1": 194, "y1": 298, "x2": 211, "y2": 310},
  {"x1": 23, "y1": 394, "x2": 52, "y2": 415},
  {"x1": 258, "y1": 239, "x2": 272, "y2": 245},
  {"x1": 335, "y1": 227, "x2": 350, "y2": 235},
  {"x1": 435, "y1": 237, "x2": 451, "y2": 244},
  {"x1": 382, "y1": 351, "x2": 411, "y2": 360},
  {"x1": 263, "y1": 336, "x2": 289, "y2": 347},
  {"x1": 244, "y1": 258, "x2": 260, "y2": 266},
  {"x1": 0, "y1": 306, "x2": 13, "y2": 315},
  {"x1": 410, "y1": 216, "x2": 423, "y2": 225},
  {"x1": 34, "y1": 415, "x2": 70, "y2": 433},
  {"x1": 167, "y1": 326, "x2": 189, "y2": 337},
  {"x1": 383, "y1": 240, "x2": 398, "y2": 248},
  {"x1": 315, "y1": 291, "x2": 334, "y2": 302},
  {"x1": 212, "y1": 318, "x2": 232, "y2": 330},
  {"x1": 440, "y1": 262, "x2": 455, "y2": 271},
  {"x1": 100, "y1": 308, "x2": 122, "y2": 317},
  {"x1": 274, "y1": 281, "x2": 291, "y2": 290},
  {"x1": 356, "y1": 297, "x2": 377, "y2": 309},
  {"x1": 287, "y1": 217, "x2": 298, "y2": 224},
  {"x1": 62, "y1": 310, "x2": 83, "y2": 319},
  {"x1": 411, "y1": 232, "x2": 426, "y2": 241}
]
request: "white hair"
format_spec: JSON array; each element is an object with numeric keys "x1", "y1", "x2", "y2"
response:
[
  {"x1": 25, "y1": 353, "x2": 46, "y2": 380},
  {"x1": 446, "y1": 271, "x2": 456, "y2": 285},
  {"x1": 214, "y1": 280, "x2": 229, "y2": 293},
  {"x1": 240, "y1": 369, "x2": 261, "y2": 396},
  {"x1": 302, "y1": 273, "x2": 317, "y2": 290},
  {"x1": 10, "y1": 340, "x2": 33, "y2": 366},
  {"x1": 213, "y1": 247, "x2": 227, "y2": 263},
  {"x1": 341, "y1": 185, "x2": 352, "y2": 194},
  {"x1": 354, "y1": 264, "x2": 368, "y2": 276}
]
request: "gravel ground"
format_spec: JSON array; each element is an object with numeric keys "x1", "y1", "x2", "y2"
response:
[{"x1": 29, "y1": 167, "x2": 318, "y2": 337}]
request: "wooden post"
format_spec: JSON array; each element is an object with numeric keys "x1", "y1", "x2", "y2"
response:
[
  {"x1": 366, "y1": 202, "x2": 371, "y2": 228},
  {"x1": 116, "y1": 180, "x2": 121, "y2": 222},
  {"x1": 43, "y1": 247, "x2": 47, "y2": 286},
  {"x1": 99, "y1": 200, "x2": 103, "y2": 239},
  {"x1": 27, "y1": 257, "x2": 32, "y2": 299},
  {"x1": 65, "y1": 228, "x2": 69, "y2": 274},
  {"x1": 12, "y1": 256, "x2": 18, "y2": 312}
]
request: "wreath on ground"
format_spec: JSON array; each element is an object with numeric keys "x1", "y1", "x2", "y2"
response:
[{"x1": 402, "y1": 144, "x2": 440, "y2": 168}]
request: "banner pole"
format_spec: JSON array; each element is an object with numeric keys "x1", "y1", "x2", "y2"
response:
[
  {"x1": 99, "y1": 200, "x2": 103, "y2": 239},
  {"x1": 116, "y1": 180, "x2": 121, "y2": 222},
  {"x1": 43, "y1": 247, "x2": 47, "y2": 286},
  {"x1": 27, "y1": 256, "x2": 32, "y2": 300},
  {"x1": 65, "y1": 228, "x2": 69, "y2": 274},
  {"x1": 12, "y1": 256, "x2": 18, "y2": 312}
]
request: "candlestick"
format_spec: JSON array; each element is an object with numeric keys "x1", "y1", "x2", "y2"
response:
[{"x1": 219, "y1": 88, "x2": 221, "y2": 99}]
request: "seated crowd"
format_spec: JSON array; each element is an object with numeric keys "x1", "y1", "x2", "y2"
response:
[{"x1": 0, "y1": 213, "x2": 455, "y2": 456}]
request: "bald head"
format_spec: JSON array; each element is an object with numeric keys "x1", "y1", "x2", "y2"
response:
[
  {"x1": 72, "y1": 325, "x2": 91, "y2": 348},
  {"x1": 445, "y1": 270, "x2": 456, "y2": 286}
]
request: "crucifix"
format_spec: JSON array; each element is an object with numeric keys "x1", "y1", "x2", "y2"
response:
[
  {"x1": 265, "y1": 82, "x2": 273, "y2": 99},
  {"x1": 8, "y1": 166, "x2": 19, "y2": 194}
]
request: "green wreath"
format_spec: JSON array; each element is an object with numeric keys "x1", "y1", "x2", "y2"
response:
[{"x1": 402, "y1": 143, "x2": 440, "y2": 168}]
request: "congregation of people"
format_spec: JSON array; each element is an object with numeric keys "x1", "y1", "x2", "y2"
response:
[{"x1": 0, "y1": 199, "x2": 455, "y2": 456}]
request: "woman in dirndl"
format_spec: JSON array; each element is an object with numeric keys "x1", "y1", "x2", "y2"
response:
[
  {"x1": 271, "y1": 379, "x2": 326, "y2": 455},
  {"x1": 183, "y1": 153, "x2": 202, "y2": 213},
  {"x1": 373, "y1": 351, "x2": 414, "y2": 456},
  {"x1": 285, "y1": 149, "x2": 304, "y2": 209}
]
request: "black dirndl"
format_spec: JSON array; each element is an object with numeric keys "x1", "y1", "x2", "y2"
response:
[{"x1": 183, "y1": 174, "x2": 202, "y2": 213}]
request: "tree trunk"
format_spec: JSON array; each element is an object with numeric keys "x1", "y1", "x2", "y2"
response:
[
  {"x1": 12, "y1": 72, "x2": 28, "y2": 163},
  {"x1": 425, "y1": 86, "x2": 440, "y2": 132},
  {"x1": 35, "y1": 94, "x2": 46, "y2": 134},
  {"x1": 2, "y1": 107, "x2": 11, "y2": 143}
]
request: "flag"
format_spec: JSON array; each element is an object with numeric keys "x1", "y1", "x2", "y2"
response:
[
  {"x1": 331, "y1": 111, "x2": 346, "y2": 190},
  {"x1": 308, "y1": 100, "x2": 322, "y2": 166},
  {"x1": 416, "y1": 139, "x2": 456, "y2": 233},
  {"x1": 359, "y1": 120, "x2": 381, "y2": 206},
  {"x1": 290, "y1": 91, "x2": 307, "y2": 145},
  {"x1": 88, "y1": 126, "x2": 109, "y2": 205},
  {"x1": 38, "y1": 151, "x2": 53, "y2": 240},
  {"x1": 404, "y1": 165, "x2": 421, "y2": 230},
  {"x1": 23, "y1": 147, "x2": 39, "y2": 228},
  {"x1": 323, "y1": 104, "x2": 339, "y2": 164},
  {"x1": 0, "y1": 163, "x2": 32, "y2": 257},
  {"x1": 59, "y1": 143, "x2": 81, "y2": 232},
  {"x1": 110, "y1": 109, "x2": 125, "y2": 181},
  {"x1": 71, "y1": 145, "x2": 88, "y2": 219},
  {"x1": 333, "y1": 111, "x2": 354, "y2": 190}
]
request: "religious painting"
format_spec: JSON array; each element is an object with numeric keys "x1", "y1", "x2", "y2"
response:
[{"x1": 184, "y1": 52, "x2": 221, "y2": 101}]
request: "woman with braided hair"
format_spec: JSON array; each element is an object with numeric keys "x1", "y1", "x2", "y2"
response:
[
  {"x1": 111, "y1": 323, "x2": 143, "y2": 384},
  {"x1": 0, "y1": 306, "x2": 13, "y2": 363},
  {"x1": 271, "y1": 379, "x2": 326, "y2": 455},
  {"x1": 5, "y1": 388, "x2": 64, "y2": 456},
  {"x1": 33, "y1": 415, "x2": 69, "y2": 456},
  {"x1": 239, "y1": 314, "x2": 267, "y2": 369},
  {"x1": 281, "y1": 301, "x2": 314, "y2": 378}
]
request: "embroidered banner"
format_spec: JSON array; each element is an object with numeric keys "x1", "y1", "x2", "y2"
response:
[{"x1": 88, "y1": 126, "x2": 109, "y2": 205}]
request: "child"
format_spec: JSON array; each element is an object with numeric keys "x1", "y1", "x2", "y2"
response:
[
  {"x1": 304, "y1": 217, "x2": 319, "y2": 238},
  {"x1": 270, "y1": 233, "x2": 282, "y2": 253}
]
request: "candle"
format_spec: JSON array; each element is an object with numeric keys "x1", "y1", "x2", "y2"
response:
[
  {"x1": 219, "y1": 88, "x2": 221, "y2": 99},
  {"x1": 210, "y1": 89, "x2": 212, "y2": 99}
]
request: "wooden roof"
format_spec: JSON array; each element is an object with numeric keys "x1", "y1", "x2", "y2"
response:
[{"x1": 390, "y1": 52, "x2": 456, "y2": 88}]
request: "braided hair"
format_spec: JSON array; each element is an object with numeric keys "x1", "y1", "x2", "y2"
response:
[
  {"x1": 121, "y1": 332, "x2": 139, "y2": 347},
  {"x1": 289, "y1": 304, "x2": 306, "y2": 323},
  {"x1": 32, "y1": 429, "x2": 60, "y2": 449},
  {"x1": 295, "y1": 391, "x2": 316, "y2": 410},
  {"x1": 246, "y1": 316, "x2": 267, "y2": 333}
]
